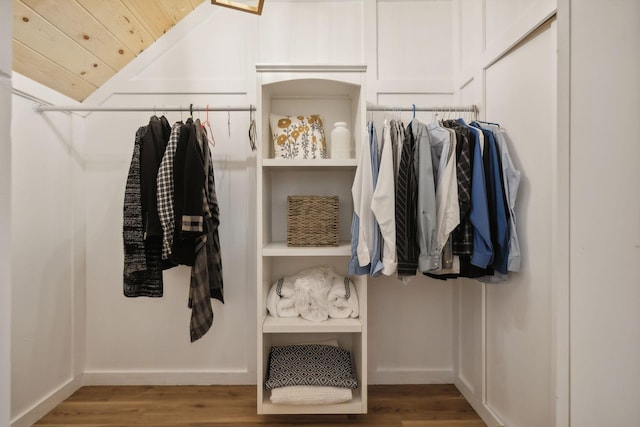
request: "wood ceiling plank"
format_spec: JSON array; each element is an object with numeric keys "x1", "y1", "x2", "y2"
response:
[
  {"x1": 189, "y1": 0, "x2": 206, "y2": 10},
  {"x1": 158, "y1": 0, "x2": 196, "y2": 24},
  {"x1": 14, "y1": 0, "x2": 115, "y2": 89},
  {"x1": 120, "y1": 0, "x2": 174, "y2": 40},
  {"x1": 20, "y1": 0, "x2": 135, "y2": 71},
  {"x1": 76, "y1": 0, "x2": 154, "y2": 55},
  {"x1": 13, "y1": 39, "x2": 96, "y2": 101}
]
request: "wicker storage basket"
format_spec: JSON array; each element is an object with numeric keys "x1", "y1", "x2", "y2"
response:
[{"x1": 287, "y1": 195, "x2": 339, "y2": 247}]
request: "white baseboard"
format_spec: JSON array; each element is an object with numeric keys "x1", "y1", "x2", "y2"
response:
[
  {"x1": 83, "y1": 370, "x2": 255, "y2": 386},
  {"x1": 457, "y1": 372, "x2": 477, "y2": 397},
  {"x1": 454, "y1": 376, "x2": 503, "y2": 427},
  {"x1": 11, "y1": 374, "x2": 83, "y2": 427},
  {"x1": 371, "y1": 368, "x2": 454, "y2": 385}
]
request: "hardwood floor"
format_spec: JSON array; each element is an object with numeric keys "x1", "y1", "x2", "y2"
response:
[{"x1": 35, "y1": 384, "x2": 487, "y2": 426}]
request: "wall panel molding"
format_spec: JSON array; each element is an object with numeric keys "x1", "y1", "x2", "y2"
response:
[
  {"x1": 10, "y1": 376, "x2": 83, "y2": 427},
  {"x1": 454, "y1": 4, "x2": 559, "y2": 426},
  {"x1": 373, "y1": 79, "x2": 454, "y2": 95},
  {"x1": 0, "y1": 77, "x2": 11, "y2": 427},
  {"x1": 554, "y1": 2, "x2": 570, "y2": 427},
  {"x1": 83, "y1": 370, "x2": 254, "y2": 386},
  {"x1": 455, "y1": 376, "x2": 502, "y2": 427},
  {"x1": 455, "y1": 0, "x2": 556, "y2": 90},
  {"x1": 114, "y1": 80, "x2": 250, "y2": 95},
  {"x1": 372, "y1": 368, "x2": 454, "y2": 385}
]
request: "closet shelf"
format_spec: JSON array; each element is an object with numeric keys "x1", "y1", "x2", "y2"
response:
[
  {"x1": 262, "y1": 242, "x2": 351, "y2": 256},
  {"x1": 263, "y1": 316, "x2": 362, "y2": 333},
  {"x1": 256, "y1": 68, "x2": 367, "y2": 415},
  {"x1": 262, "y1": 159, "x2": 357, "y2": 168}
]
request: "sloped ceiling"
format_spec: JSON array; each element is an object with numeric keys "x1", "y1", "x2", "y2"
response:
[{"x1": 12, "y1": 0, "x2": 205, "y2": 101}]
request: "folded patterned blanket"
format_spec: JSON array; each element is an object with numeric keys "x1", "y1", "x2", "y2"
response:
[
  {"x1": 270, "y1": 385, "x2": 353, "y2": 405},
  {"x1": 265, "y1": 344, "x2": 358, "y2": 390}
]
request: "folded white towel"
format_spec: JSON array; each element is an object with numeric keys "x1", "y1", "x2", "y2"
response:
[
  {"x1": 294, "y1": 264, "x2": 339, "y2": 284},
  {"x1": 328, "y1": 277, "x2": 359, "y2": 319},
  {"x1": 266, "y1": 284, "x2": 279, "y2": 317},
  {"x1": 295, "y1": 274, "x2": 331, "y2": 322},
  {"x1": 266, "y1": 276, "x2": 297, "y2": 317},
  {"x1": 267, "y1": 265, "x2": 356, "y2": 322},
  {"x1": 276, "y1": 294, "x2": 299, "y2": 317}
]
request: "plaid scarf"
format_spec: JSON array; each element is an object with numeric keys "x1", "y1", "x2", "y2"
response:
[{"x1": 188, "y1": 128, "x2": 224, "y2": 342}]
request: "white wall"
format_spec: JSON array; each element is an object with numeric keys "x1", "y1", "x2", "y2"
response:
[
  {"x1": 484, "y1": 22, "x2": 555, "y2": 427},
  {"x1": 1, "y1": 1, "x2": 13, "y2": 425},
  {"x1": 366, "y1": 0, "x2": 456, "y2": 384},
  {"x1": 0, "y1": 0, "x2": 10, "y2": 77},
  {"x1": 568, "y1": 1, "x2": 640, "y2": 425},
  {"x1": 453, "y1": 1, "x2": 557, "y2": 426},
  {"x1": 10, "y1": 75, "x2": 85, "y2": 427},
  {"x1": 259, "y1": 0, "x2": 364, "y2": 64},
  {"x1": 19, "y1": 2, "x2": 640, "y2": 426},
  {"x1": 80, "y1": 0, "x2": 458, "y2": 386},
  {"x1": 454, "y1": 2, "x2": 640, "y2": 427},
  {"x1": 82, "y1": 6, "x2": 258, "y2": 385}
]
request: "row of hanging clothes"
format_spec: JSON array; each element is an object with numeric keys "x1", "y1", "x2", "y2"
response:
[
  {"x1": 349, "y1": 104, "x2": 521, "y2": 283},
  {"x1": 123, "y1": 105, "x2": 236, "y2": 342}
]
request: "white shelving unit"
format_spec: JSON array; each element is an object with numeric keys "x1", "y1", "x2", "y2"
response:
[{"x1": 256, "y1": 64, "x2": 368, "y2": 415}]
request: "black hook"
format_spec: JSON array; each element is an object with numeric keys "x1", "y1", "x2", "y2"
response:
[{"x1": 189, "y1": 103, "x2": 193, "y2": 117}]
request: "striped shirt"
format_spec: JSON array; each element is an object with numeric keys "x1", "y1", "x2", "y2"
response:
[{"x1": 156, "y1": 122, "x2": 182, "y2": 260}]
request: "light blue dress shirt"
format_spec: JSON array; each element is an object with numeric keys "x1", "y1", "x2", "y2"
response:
[
  {"x1": 479, "y1": 122, "x2": 521, "y2": 273},
  {"x1": 472, "y1": 122, "x2": 509, "y2": 274},
  {"x1": 369, "y1": 122, "x2": 383, "y2": 277},
  {"x1": 412, "y1": 119, "x2": 440, "y2": 272},
  {"x1": 458, "y1": 119, "x2": 493, "y2": 269}
]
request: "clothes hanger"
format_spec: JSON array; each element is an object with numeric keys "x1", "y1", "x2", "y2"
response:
[
  {"x1": 248, "y1": 105, "x2": 257, "y2": 152},
  {"x1": 201, "y1": 104, "x2": 216, "y2": 148},
  {"x1": 412, "y1": 103, "x2": 416, "y2": 119},
  {"x1": 227, "y1": 106, "x2": 231, "y2": 137}
]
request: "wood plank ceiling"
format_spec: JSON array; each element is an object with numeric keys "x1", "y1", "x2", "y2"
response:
[{"x1": 12, "y1": 0, "x2": 205, "y2": 101}]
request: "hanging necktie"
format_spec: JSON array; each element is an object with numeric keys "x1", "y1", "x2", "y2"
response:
[{"x1": 395, "y1": 122, "x2": 418, "y2": 276}]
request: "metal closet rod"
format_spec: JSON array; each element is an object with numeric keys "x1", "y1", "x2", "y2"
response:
[
  {"x1": 33, "y1": 104, "x2": 256, "y2": 113},
  {"x1": 367, "y1": 103, "x2": 478, "y2": 113}
]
